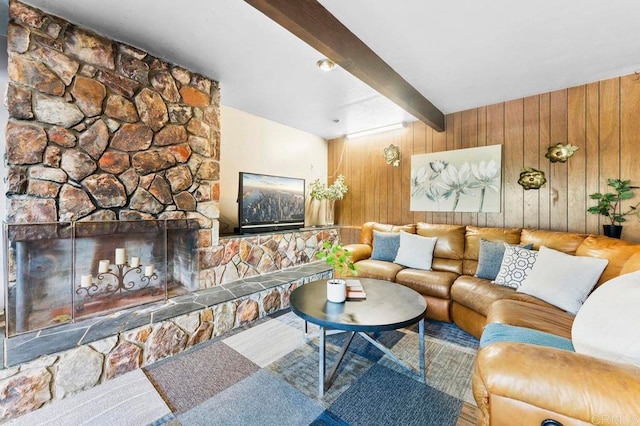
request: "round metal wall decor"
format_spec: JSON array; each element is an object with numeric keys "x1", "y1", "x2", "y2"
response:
[
  {"x1": 545, "y1": 143, "x2": 579, "y2": 163},
  {"x1": 518, "y1": 167, "x2": 547, "y2": 190},
  {"x1": 384, "y1": 144, "x2": 401, "y2": 167}
]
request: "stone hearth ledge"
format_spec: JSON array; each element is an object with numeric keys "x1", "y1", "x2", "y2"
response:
[{"x1": 0, "y1": 262, "x2": 332, "y2": 420}]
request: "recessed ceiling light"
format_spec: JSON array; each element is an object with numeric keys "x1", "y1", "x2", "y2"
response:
[{"x1": 316, "y1": 58, "x2": 336, "y2": 72}]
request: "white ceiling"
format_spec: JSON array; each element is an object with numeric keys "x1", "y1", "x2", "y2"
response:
[{"x1": 20, "y1": 0, "x2": 640, "y2": 139}]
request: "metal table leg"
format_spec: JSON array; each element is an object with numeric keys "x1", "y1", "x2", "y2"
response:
[
  {"x1": 419, "y1": 318, "x2": 426, "y2": 382},
  {"x1": 319, "y1": 326, "x2": 325, "y2": 397}
]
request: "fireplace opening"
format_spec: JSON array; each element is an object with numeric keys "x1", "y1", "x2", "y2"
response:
[{"x1": 4, "y1": 219, "x2": 199, "y2": 337}]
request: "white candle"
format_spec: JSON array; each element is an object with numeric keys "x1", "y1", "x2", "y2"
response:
[
  {"x1": 130, "y1": 257, "x2": 140, "y2": 268},
  {"x1": 115, "y1": 248, "x2": 126, "y2": 265},
  {"x1": 144, "y1": 265, "x2": 154, "y2": 277},
  {"x1": 98, "y1": 260, "x2": 110, "y2": 273},
  {"x1": 81, "y1": 274, "x2": 92, "y2": 288}
]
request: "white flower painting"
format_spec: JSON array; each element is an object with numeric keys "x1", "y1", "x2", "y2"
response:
[{"x1": 410, "y1": 145, "x2": 502, "y2": 212}]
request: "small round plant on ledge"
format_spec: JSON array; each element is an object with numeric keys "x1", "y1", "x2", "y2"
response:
[
  {"x1": 588, "y1": 178, "x2": 640, "y2": 238},
  {"x1": 316, "y1": 241, "x2": 357, "y2": 278},
  {"x1": 317, "y1": 241, "x2": 357, "y2": 303}
]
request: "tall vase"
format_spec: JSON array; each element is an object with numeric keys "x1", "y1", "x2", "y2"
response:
[{"x1": 325, "y1": 199, "x2": 335, "y2": 226}]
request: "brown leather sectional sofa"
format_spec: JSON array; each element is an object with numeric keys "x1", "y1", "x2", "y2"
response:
[{"x1": 344, "y1": 222, "x2": 640, "y2": 424}]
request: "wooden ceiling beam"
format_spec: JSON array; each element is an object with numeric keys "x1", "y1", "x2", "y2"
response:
[{"x1": 245, "y1": 0, "x2": 445, "y2": 132}]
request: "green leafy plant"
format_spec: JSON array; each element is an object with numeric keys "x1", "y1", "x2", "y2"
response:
[
  {"x1": 316, "y1": 241, "x2": 357, "y2": 277},
  {"x1": 588, "y1": 178, "x2": 640, "y2": 225},
  {"x1": 309, "y1": 175, "x2": 348, "y2": 201}
]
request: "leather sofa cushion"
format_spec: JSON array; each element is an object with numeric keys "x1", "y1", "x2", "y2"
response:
[
  {"x1": 343, "y1": 243, "x2": 372, "y2": 263},
  {"x1": 360, "y1": 222, "x2": 416, "y2": 246},
  {"x1": 395, "y1": 269, "x2": 458, "y2": 299},
  {"x1": 520, "y1": 228, "x2": 586, "y2": 255},
  {"x1": 423, "y1": 296, "x2": 452, "y2": 322},
  {"x1": 621, "y1": 251, "x2": 640, "y2": 275},
  {"x1": 353, "y1": 259, "x2": 404, "y2": 282},
  {"x1": 417, "y1": 223, "x2": 465, "y2": 274},
  {"x1": 463, "y1": 226, "x2": 522, "y2": 276},
  {"x1": 417, "y1": 223, "x2": 465, "y2": 259},
  {"x1": 486, "y1": 299, "x2": 573, "y2": 339},
  {"x1": 463, "y1": 226, "x2": 522, "y2": 261},
  {"x1": 474, "y1": 343, "x2": 640, "y2": 424},
  {"x1": 451, "y1": 275, "x2": 552, "y2": 316},
  {"x1": 575, "y1": 235, "x2": 640, "y2": 285},
  {"x1": 432, "y1": 258, "x2": 463, "y2": 274}
]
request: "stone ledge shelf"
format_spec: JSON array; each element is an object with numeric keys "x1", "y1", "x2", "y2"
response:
[{"x1": 3, "y1": 261, "x2": 331, "y2": 367}]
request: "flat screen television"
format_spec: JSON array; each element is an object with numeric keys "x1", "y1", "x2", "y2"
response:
[{"x1": 237, "y1": 172, "x2": 305, "y2": 234}]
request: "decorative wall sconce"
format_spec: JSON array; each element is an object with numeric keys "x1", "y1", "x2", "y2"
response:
[
  {"x1": 545, "y1": 143, "x2": 579, "y2": 163},
  {"x1": 384, "y1": 144, "x2": 401, "y2": 167},
  {"x1": 518, "y1": 167, "x2": 547, "y2": 190}
]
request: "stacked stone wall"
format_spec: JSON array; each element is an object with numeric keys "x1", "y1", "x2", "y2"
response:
[{"x1": 6, "y1": 0, "x2": 220, "y2": 232}]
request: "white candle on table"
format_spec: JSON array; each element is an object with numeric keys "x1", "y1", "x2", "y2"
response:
[
  {"x1": 98, "y1": 260, "x2": 110, "y2": 273},
  {"x1": 115, "y1": 248, "x2": 126, "y2": 265},
  {"x1": 81, "y1": 274, "x2": 92, "y2": 287},
  {"x1": 130, "y1": 257, "x2": 140, "y2": 268},
  {"x1": 144, "y1": 265, "x2": 154, "y2": 277}
]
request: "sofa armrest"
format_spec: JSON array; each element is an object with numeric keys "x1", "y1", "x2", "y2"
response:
[
  {"x1": 343, "y1": 243, "x2": 372, "y2": 263},
  {"x1": 473, "y1": 342, "x2": 640, "y2": 426}
]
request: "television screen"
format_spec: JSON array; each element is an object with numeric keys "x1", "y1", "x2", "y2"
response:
[{"x1": 237, "y1": 172, "x2": 305, "y2": 233}]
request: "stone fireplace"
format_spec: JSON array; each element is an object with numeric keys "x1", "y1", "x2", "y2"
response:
[
  {"x1": 0, "y1": 1, "x2": 338, "y2": 421},
  {"x1": 3, "y1": 0, "x2": 220, "y2": 332},
  {"x1": 6, "y1": 0, "x2": 220, "y2": 228}
]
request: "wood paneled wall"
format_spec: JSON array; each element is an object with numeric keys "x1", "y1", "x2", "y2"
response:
[{"x1": 329, "y1": 74, "x2": 640, "y2": 244}]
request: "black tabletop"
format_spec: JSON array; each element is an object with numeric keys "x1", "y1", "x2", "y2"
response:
[{"x1": 289, "y1": 278, "x2": 427, "y2": 332}]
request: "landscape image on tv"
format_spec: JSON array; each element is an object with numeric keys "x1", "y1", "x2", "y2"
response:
[{"x1": 240, "y1": 173, "x2": 305, "y2": 226}]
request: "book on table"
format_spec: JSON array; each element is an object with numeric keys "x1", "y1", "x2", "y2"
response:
[{"x1": 345, "y1": 279, "x2": 366, "y2": 300}]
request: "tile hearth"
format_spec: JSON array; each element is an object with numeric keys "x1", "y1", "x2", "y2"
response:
[{"x1": 2, "y1": 262, "x2": 332, "y2": 367}]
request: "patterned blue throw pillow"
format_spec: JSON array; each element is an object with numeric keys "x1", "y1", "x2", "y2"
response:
[
  {"x1": 493, "y1": 244, "x2": 538, "y2": 289},
  {"x1": 370, "y1": 230, "x2": 401, "y2": 262}
]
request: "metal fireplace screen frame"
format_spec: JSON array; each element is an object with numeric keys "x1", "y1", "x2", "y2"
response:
[{"x1": 3, "y1": 219, "x2": 199, "y2": 338}]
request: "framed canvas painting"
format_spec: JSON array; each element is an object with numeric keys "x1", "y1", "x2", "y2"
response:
[{"x1": 410, "y1": 144, "x2": 502, "y2": 212}]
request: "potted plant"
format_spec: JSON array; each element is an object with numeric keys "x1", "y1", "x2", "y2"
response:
[
  {"x1": 308, "y1": 175, "x2": 348, "y2": 226},
  {"x1": 587, "y1": 178, "x2": 640, "y2": 239},
  {"x1": 316, "y1": 241, "x2": 357, "y2": 303}
]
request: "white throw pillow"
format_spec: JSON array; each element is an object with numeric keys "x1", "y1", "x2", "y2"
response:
[
  {"x1": 493, "y1": 244, "x2": 538, "y2": 289},
  {"x1": 517, "y1": 246, "x2": 608, "y2": 314},
  {"x1": 572, "y1": 270, "x2": 640, "y2": 367},
  {"x1": 394, "y1": 232, "x2": 437, "y2": 270}
]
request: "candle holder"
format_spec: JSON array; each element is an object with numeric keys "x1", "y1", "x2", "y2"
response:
[{"x1": 76, "y1": 262, "x2": 159, "y2": 300}]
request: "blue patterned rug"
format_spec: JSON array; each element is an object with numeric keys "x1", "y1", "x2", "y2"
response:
[
  {"x1": 9, "y1": 309, "x2": 478, "y2": 426},
  {"x1": 145, "y1": 310, "x2": 479, "y2": 426}
]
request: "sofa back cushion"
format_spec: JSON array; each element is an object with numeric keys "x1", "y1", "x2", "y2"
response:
[
  {"x1": 575, "y1": 235, "x2": 640, "y2": 286},
  {"x1": 519, "y1": 228, "x2": 586, "y2": 255},
  {"x1": 463, "y1": 226, "x2": 522, "y2": 276},
  {"x1": 621, "y1": 251, "x2": 640, "y2": 275},
  {"x1": 416, "y1": 223, "x2": 465, "y2": 274},
  {"x1": 360, "y1": 222, "x2": 416, "y2": 246}
]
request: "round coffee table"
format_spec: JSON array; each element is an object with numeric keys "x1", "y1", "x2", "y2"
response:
[{"x1": 290, "y1": 278, "x2": 427, "y2": 396}]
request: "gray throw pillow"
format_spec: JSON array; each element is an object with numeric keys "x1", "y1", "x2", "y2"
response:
[
  {"x1": 370, "y1": 230, "x2": 401, "y2": 262},
  {"x1": 476, "y1": 239, "x2": 533, "y2": 281}
]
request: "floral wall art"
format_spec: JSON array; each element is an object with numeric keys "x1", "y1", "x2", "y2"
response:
[{"x1": 410, "y1": 145, "x2": 502, "y2": 212}]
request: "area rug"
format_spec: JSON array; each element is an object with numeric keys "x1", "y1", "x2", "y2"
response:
[
  {"x1": 8, "y1": 310, "x2": 479, "y2": 426},
  {"x1": 145, "y1": 310, "x2": 479, "y2": 425}
]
